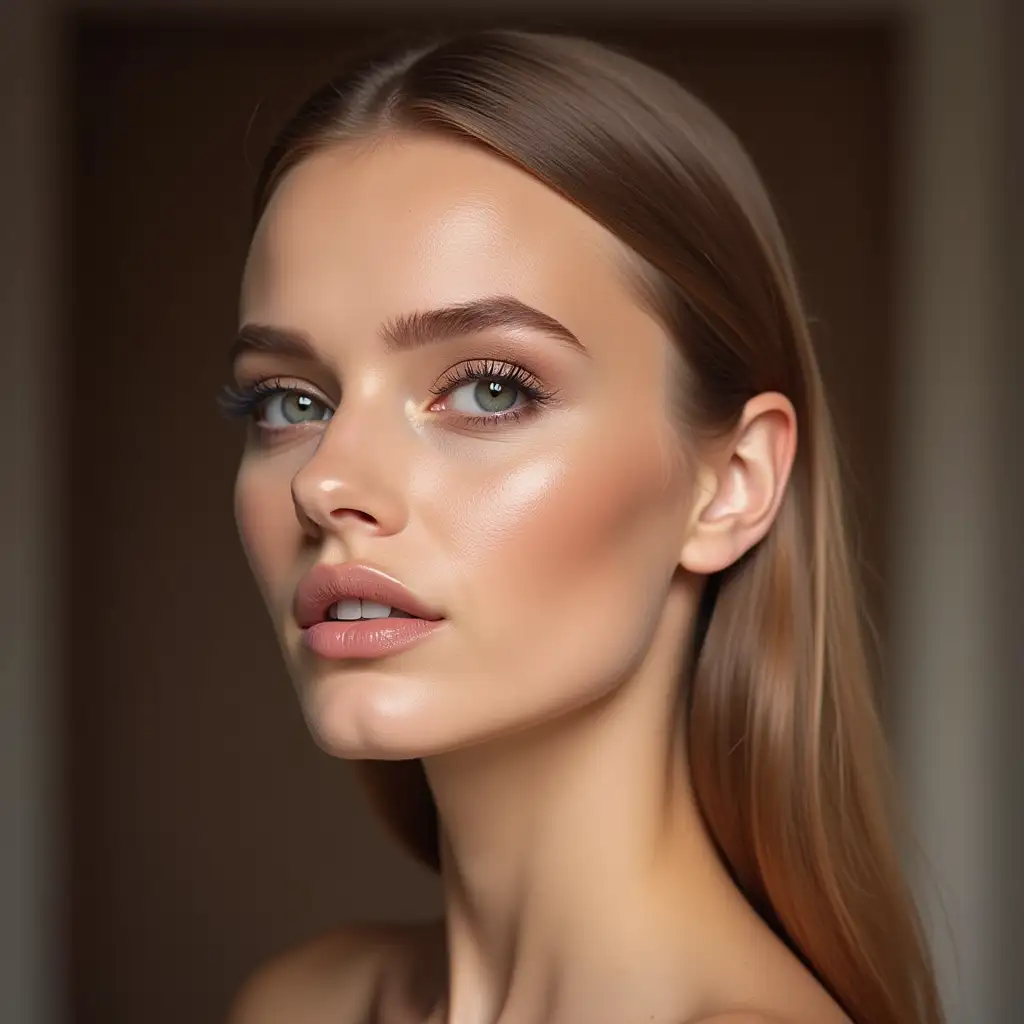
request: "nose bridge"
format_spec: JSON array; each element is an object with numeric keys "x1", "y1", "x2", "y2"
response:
[{"x1": 291, "y1": 386, "x2": 410, "y2": 534}]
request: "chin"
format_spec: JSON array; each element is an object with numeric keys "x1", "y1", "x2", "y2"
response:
[
  {"x1": 296, "y1": 661, "x2": 627, "y2": 766},
  {"x1": 295, "y1": 665, "x2": 468, "y2": 761}
]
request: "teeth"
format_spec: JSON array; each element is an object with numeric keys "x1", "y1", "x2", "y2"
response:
[
  {"x1": 330, "y1": 599, "x2": 362, "y2": 621},
  {"x1": 326, "y1": 599, "x2": 418, "y2": 621},
  {"x1": 360, "y1": 601, "x2": 391, "y2": 620}
]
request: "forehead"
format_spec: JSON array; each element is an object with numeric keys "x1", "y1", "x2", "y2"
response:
[{"x1": 240, "y1": 133, "x2": 652, "y2": 345}]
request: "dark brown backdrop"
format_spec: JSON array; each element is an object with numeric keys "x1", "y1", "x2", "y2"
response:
[{"x1": 67, "y1": 15, "x2": 896, "y2": 1024}]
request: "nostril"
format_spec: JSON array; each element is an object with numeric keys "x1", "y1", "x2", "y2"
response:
[{"x1": 329, "y1": 508, "x2": 377, "y2": 525}]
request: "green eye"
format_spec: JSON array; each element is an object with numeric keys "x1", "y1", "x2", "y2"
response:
[
  {"x1": 447, "y1": 379, "x2": 523, "y2": 415},
  {"x1": 262, "y1": 391, "x2": 332, "y2": 426},
  {"x1": 217, "y1": 380, "x2": 333, "y2": 429},
  {"x1": 429, "y1": 357, "x2": 557, "y2": 425}
]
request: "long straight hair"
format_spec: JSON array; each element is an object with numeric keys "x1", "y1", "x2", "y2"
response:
[{"x1": 250, "y1": 29, "x2": 942, "y2": 1024}]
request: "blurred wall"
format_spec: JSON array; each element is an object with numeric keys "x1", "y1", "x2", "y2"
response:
[
  {"x1": 1, "y1": 4, "x2": 62, "y2": 1024},
  {"x1": 996, "y1": 1, "x2": 1023, "y2": 1018},
  {"x1": 886, "y1": 4, "x2": 1009, "y2": 1022},
  {"x1": 0, "y1": 1, "x2": 1017, "y2": 1024}
]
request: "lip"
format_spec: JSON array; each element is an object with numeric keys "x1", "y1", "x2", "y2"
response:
[
  {"x1": 293, "y1": 562, "x2": 444, "y2": 630},
  {"x1": 301, "y1": 617, "x2": 444, "y2": 660}
]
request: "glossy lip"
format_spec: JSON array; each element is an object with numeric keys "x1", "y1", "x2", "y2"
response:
[
  {"x1": 293, "y1": 562, "x2": 444, "y2": 628},
  {"x1": 301, "y1": 617, "x2": 444, "y2": 660}
]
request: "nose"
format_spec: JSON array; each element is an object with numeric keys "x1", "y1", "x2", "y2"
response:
[{"x1": 290, "y1": 409, "x2": 408, "y2": 540}]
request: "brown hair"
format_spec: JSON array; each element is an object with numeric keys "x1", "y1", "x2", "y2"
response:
[{"x1": 250, "y1": 28, "x2": 942, "y2": 1024}]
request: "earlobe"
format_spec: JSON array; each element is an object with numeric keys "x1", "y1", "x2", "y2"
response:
[{"x1": 677, "y1": 393, "x2": 796, "y2": 576}]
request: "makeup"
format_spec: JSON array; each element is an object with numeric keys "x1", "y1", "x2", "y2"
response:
[
  {"x1": 294, "y1": 562, "x2": 446, "y2": 660},
  {"x1": 302, "y1": 616, "x2": 444, "y2": 659},
  {"x1": 234, "y1": 134, "x2": 690, "y2": 759}
]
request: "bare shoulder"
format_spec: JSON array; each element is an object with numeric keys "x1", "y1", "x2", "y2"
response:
[
  {"x1": 693, "y1": 1011, "x2": 845, "y2": 1023},
  {"x1": 691, "y1": 1000, "x2": 850, "y2": 1023},
  {"x1": 692, "y1": 1016, "x2": 793, "y2": 1024},
  {"x1": 226, "y1": 919, "x2": 435, "y2": 1024},
  {"x1": 694, "y1": 1016, "x2": 783, "y2": 1023}
]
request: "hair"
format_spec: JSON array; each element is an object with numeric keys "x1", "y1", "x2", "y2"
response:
[{"x1": 249, "y1": 28, "x2": 942, "y2": 1024}]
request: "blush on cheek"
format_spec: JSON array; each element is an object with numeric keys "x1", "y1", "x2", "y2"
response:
[
  {"x1": 494, "y1": 435, "x2": 682, "y2": 582},
  {"x1": 448, "y1": 433, "x2": 687, "y2": 700}
]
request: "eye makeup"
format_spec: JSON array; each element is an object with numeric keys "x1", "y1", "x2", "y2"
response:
[{"x1": 218, "y1": 354, "x2": 562, "y2": 436}]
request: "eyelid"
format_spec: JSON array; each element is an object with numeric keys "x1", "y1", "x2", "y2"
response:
[
  {"x1": 236, "y1": 372, "x2": 334, "y2": 401},
  {"x1": 428, "y1": 357, "x2": 557, "y2": 402},
  {"x1": 217, "y1": 377, "x2": 335, "y2": 432},
  {"x1": 423, "y1": 358, "x2": 560, "y2": 434}
]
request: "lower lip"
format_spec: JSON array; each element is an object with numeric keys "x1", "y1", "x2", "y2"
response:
[{"x1": 300, "y1": 618, "x2": 444, "y2": 660}]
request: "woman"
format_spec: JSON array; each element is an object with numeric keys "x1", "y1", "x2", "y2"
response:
[{"x1": 221, "y1": 28, "x2": 942, "y2": 1024}]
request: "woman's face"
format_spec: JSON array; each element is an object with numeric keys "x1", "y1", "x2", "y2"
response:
[{"x1": 234, "y1": 133, "x2": 700, "y2": 759}]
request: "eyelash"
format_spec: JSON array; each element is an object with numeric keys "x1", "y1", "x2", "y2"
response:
[
  {"x1": 217, "y1": 360, "x2": 558, "y2": 432},
  {"x1": 428, "y1": 359, "x2": 557, "y2": 427},
  {"x1": 217, "y1": 377, "x2": 303, "y2": 423}
]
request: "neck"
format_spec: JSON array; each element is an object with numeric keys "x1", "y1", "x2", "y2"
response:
[{"x1": 419, "y1": 597, "x2": 739, "y2": 1024}]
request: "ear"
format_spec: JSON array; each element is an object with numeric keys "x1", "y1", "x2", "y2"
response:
[{"x1": 679, "y1": 392, "x2": 797, "y2": 575}]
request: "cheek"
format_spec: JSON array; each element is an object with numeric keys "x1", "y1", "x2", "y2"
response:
[
  {"x1": 441, "y1": 425, "x2": 688, "y2": 687},
  {"x1": 489, "y1": 434, "x2": 678, "y2": 586}
]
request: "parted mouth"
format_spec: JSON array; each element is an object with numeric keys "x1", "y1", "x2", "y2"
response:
[
  {"x1": 323, "y1": 599, "x2": 420, "y2": 622},
  {"x1": 293, "y1": 562, "x2": 444, "y2": 629}
]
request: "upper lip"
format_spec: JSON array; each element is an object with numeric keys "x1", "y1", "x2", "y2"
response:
[{"x1": 293, "y1": 563, "x2": 443, "y2": 627}]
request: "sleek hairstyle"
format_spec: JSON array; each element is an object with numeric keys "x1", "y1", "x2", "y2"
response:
[{"x1": 249, "y1": 29, "x2": 942, "y2": 1024}]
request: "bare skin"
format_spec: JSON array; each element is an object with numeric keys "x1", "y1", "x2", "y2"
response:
[{"x1": 227, "y1": 133, "x2": 850, "y2": 1024}]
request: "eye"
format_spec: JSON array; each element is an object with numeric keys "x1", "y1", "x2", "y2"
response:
[
  {"x1": 446, "y1": 378, "x2": 528, "y2": 416},
  {"x1": 260, "y1": 390, "x2": 333, "y2": 428},
  {"x1": 217, "y1": 380, "x2": 333, "y2": 430},
  {"x1": 428, "y1": 359, "x2": 557, "y2": 426}
]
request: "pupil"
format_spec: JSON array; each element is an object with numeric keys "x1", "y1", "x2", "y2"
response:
[
  {"x1": 284, "y1": 393, "x2": 316, "y2": 423},
  {"x1": 475, "y1": 379, "x2": 517, "y2": 413}
]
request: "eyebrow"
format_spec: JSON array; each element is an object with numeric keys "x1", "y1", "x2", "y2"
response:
[
  {"x1": 229, "y1": 323, "x2": 318, "y2": 364},
  {"x1": 380, "y1": 296, "x2": 585, "y2": 353},
  {"x1": 230, "y1": 295, "x2": 586, "y2": 365}
]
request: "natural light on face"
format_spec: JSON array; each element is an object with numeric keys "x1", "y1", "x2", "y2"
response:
[{"x1": 229, "y1": 133, "x2": 700, "y2": 760}]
